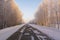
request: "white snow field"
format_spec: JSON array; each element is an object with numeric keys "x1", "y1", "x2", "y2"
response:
[
  {"x1": 0, "y1": 24, "x2": 25, "y2": 40},
  {"x1": 29, "y1": 24, "x2": 60, "y2": 40}
]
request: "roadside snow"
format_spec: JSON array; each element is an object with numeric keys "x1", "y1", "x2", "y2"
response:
[
  {"x1": 0, "y1": 24, "x2": 25, "y2": 40},
  {"x1": 29, "y1": 24, "x2": 60, "y2": 40}
]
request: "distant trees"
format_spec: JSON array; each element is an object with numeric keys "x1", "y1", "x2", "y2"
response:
[
  {"x1": 29, "y1": 19, "x2": 37, "y2": 24},
  {"x1": 0, "y1": 0, "x2": 23, "y2": 29},
  {"x1": 35, "y1": 0, "x2": 60, "y2": 28}
]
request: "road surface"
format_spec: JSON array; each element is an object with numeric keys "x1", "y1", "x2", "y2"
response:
[{"x1": 7, "y1": 24, "x2": 54, "y2": 40}]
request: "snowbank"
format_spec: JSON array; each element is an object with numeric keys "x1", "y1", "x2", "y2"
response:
[
  {"x1": 0, "y1": 24, "x2": 25, "y2": 40},
  {"x1": 29, "y1": 24, "x2": 60, "y2": 40}
]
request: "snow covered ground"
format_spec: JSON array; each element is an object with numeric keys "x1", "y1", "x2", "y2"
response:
[
  {"x1": 29, "y1": 24, "x2": 60, "y2": 40},
  {"x1": 0, "y1": 24, "x2": 25, "y2": 40}
]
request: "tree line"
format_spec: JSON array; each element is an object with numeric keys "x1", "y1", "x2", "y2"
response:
[
  {"x1": 35, "y1": 0, "x2": 60, "y2": 29},
  {"x1": 0, "y1": 0, "x2": 23, "y2": 29}
]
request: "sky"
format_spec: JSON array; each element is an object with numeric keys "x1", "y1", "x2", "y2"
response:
[{"x1": 15, "y1": 0, "x2": 42, "y2": 22}]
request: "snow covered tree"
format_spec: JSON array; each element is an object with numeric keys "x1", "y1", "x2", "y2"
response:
[
  {"x1": 35, "y1": 0, "x2": 60, "y2": 28},
  {"x1": 0, "y1": 0, "x2": 23, "y2": 29}
]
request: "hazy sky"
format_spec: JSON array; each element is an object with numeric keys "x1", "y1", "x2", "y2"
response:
[{"x1": 15, "y1": 0, "x2": 42, "y2": 22}]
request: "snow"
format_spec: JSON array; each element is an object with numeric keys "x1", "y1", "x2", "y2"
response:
[
  {"x1": 0, "y1": 24, "x2": 25, "y2": 40},
  {"x1": 29, "y1": 24, "x2": 60, "y2": 40},
  {"x1": 31, "y1": 36, "x2": 34, "y2": 40}
]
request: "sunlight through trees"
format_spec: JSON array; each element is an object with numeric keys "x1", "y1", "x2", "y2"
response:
[
  {"x1": 0, "y1": 0, "x2": 23, "y2": 29},
  {"x1": 35, "y1": 0, "x2": 60, "y2": 29}
]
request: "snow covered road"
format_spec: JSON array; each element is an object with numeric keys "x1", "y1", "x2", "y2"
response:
[
  {"x1": 0, "y1": 24, "x2": 25, "y2": 40},
  {"x1": 0, "y1": 24, "x2": 60, "y2": 40},
  {"x1": 29, "y1": 24, "x2": 60, "y2": 40}
]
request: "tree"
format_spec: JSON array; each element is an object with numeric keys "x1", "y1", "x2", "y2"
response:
[
  {"x1": 35, "y1": 0, "x2": 60, "y2": 28},
  {"x1": 0, "y1": 0, "x2": 23, "y2": 29}
]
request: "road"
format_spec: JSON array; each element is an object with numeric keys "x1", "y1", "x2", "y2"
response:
[{"x1": 7, "y1": 24, "x2": 54, "y2": 40}]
